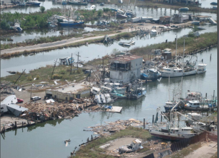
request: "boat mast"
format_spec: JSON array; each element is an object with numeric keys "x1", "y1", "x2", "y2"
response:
[
  {"x1": 175, "y1": 35, "x2": 177, "y2": 68},
  {"x1": 183, "y1": 37, "x2": 185, "y2": 73},
  {"x1": 168, "y1": 76, "x2": 170, "y2": 101}
]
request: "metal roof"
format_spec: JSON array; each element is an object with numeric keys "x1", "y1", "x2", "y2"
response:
[
  {"x1": 1, "y1": 95, "x2": 17, "y2": 105},
  {"x1": 7, "y1": 104, "x2": 28, "y2": 112},
  {"x1": 111, "y1": 55, "x2": 142, "y2": 63}
]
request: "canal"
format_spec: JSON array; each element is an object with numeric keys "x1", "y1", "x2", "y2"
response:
[
  {"x1": 0, "y1": 47, "x2": 217, "y2": 158},
  {"x1": 1, "y1": 24, "x2": 217, "y2": 77}
]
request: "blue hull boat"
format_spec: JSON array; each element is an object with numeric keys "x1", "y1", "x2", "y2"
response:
[
  {"x1": 59, "y1": 21, "x2": 84, "y2": 27},
  {"x1": 210, "y1": 2, "x2": 217, "y2": 5},
  {"x1": 179, "y1": 7, "x2": 189, "y2": 12},
  {"x1": 26, "y1": 2, "x2": 41, "y2": 6}
]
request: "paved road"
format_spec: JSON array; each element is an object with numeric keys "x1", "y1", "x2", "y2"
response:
[{"x1": 184, "y1": 142, "x2": 217, "y2": 158}]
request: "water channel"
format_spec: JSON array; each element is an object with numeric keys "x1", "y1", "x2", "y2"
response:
[
  {"x1": 1, "y1": 23, "x2": 217, "y2": 77},
  {"x1": 1, "y1": 47, "x2": 217, "y2": 158}
]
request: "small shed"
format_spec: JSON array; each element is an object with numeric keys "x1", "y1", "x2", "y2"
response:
[
  {"x1": 162, "y1": 48, "x2": 172, "y2": 60},
  {"x1": 159, "y1": 16, "x2": 171, "y2": 24}
]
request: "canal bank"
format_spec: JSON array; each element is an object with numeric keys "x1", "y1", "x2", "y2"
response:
[
  {"x1": 1, "y1": 24, "x2": 217, "y2": 77},
  {"x1": 0, "y1": 48, "x2": 217, "y2": 158}
]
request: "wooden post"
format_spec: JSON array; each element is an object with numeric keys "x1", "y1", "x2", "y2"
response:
[
  {"x1": 161, "y1": 115, "x2": 162, "y2": 122},
  {"x1": 152, "y1": 115, "x2": 154, "y2": 124},
  {"x1": 15, "y1": 121, "x2": 17, "y2": 128},
  {"x1": 206, "y1": 93, "x2": 207, "y2": 99},
  {"x1": 143, "y1": 118, "x2": 145, "y2": 129}
]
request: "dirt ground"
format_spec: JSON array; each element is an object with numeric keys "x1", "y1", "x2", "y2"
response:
[
  {"x1": 106, "y1": 137, "x2": 140, "y2": 151},
  {"x1": 1, "y1": 114, "x2": 28, "y2": 127},
  {"x1": 184, "y1": 141, "x2": 217, "y2": 158},
  {"x1": 13, "y1": 87, "x2": 46, "y2": 104}
]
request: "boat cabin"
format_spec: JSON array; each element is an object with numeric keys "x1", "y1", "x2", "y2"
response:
[
  {"x1": 101, "y1": 86, "x2": 112, "y2": 93},
  {"x1": 91, "y1": 87, "x2": 100, "y2": 95},
  {"x1": 185, "y1": 100, "x2": 200, "y2": 108}
]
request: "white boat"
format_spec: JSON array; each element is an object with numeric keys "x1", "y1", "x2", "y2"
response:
[
  {"x1": 85, "y1": 5, "x2": 96, "y2": 10},
  {"x1": 150, "y1": 126, "x2": 196, "y2": 140},
  {"x1": 150, "y1": 29, "x2": 157, "y2": 35},
  {"x1": 160, "y1": 67, "x2": 184, "y2": 78},
  {"x1": 91, "y1": 87, "x2": 101, "y2": 95},
  {"x1": 184, "y1": 100, "x2": 209, "y2": 111},
  {"x1": 196, "y1": 64, "x2": 207, "y2": 74},
  {"x1": 94, "y1": 93, "x2": 113, "y2": 104},
  {"x1": 183, "y1": 67, "x2": 197, "y2": 76}
]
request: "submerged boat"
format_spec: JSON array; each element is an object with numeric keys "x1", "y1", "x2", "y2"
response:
[
  {"x1": 179, "y1": 7, "x2": 189, "y2": 12},
  {"x1": 59, "y1": 57, "x2": 74, "y2": 66}
]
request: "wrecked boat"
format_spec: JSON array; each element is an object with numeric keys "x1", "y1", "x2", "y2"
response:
[
  {"x1": 127, "y1": 88, "x2": 146, "y2": 100},
  {"x1": 94, "y1": 93, "x2": 114, "y2": 104}
]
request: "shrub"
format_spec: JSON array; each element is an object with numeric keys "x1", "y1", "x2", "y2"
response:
[
  {"x1": 27, "y1": 76, "x2": 33, "y2": 81},
  {"x1": 36, "y1": 75, "x2": 40, "y2": 80},
  {"x1": 59, "y1": 70, "x2": 66, "y2": 74},
  {"x1": 52, "y1": 74, "x2": 62, "y2": 79}
]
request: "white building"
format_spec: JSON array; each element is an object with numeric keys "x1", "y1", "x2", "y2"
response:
[{"x1": 109, "y1": 54, "x2": 143, "y2": 83}]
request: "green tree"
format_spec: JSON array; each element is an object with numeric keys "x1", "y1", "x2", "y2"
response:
[
  {"x1": 98, "y1": 10, "x2": 103, "y2": 17},
  {"x1": 0, "y1": 21, "x2": 10, "y2": 30},
  {"x1": 40, "y1": 6, "x2": 45, "y2": 13}
]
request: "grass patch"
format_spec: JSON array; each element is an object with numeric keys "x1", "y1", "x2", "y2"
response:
[
  {"x1": 73, "y1": 126, "x2": 152, "y2": 158},
  {"x1": 166, "y1": 142, "x2": 202, "y2": 158},
  {"x1": 1, "y1": 65, "x2": 87, "y2": 86},
  {"x1": 130, "y1": 32, "x2": 217, "y2": 60}
]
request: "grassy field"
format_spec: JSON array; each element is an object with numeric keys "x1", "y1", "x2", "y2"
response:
[
  {"x1": 73, "y1": 127, "x2": 152, "y2": 158},
  {"x1": 166, "y1": 142, "x2": 202, "y2": 158},
  {"x1": 130, "y1": 32, "x2": 217, "y2": 60},
  {"x1": 1, "y1": 65, "x2": 87, "y2": 86}
]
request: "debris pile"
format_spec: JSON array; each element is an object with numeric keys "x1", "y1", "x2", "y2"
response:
[{"x1": 88, "y1": 119, "x2": 143, "y2": 136}]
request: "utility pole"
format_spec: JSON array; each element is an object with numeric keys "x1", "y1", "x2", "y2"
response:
[
  {"x1": 14, "y1": 69, "x2": 26, "y2": 85},
  {"x1": 70, "y1": 53, "x2": 73, "y2": 74},
  {"x1": 30, "y1": 83, "x2": 32, "y2": 101},
  {"x1": 76, "y1": 52, "x2": 80, "y2": 70},
  {"x1": 51, "y1": 59, "x2": 57, "y2": 79}
]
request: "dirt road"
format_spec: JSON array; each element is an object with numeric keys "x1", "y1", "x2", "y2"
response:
[
  {"x1": 1, "y1": 22, "x2": 191, "y2": 55},
  {"x1": 184, "y1": 141, "x2": 217, "y2": 158}
]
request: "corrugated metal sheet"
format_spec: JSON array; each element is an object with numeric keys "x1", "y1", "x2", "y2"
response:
[{"x1": 7, "y1": 104, "x2": 28, "y2": 117}]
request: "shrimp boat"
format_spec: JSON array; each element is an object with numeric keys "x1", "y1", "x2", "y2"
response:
[{"x1": 127, "y1": 87, "x2": 146, "y2": 100}]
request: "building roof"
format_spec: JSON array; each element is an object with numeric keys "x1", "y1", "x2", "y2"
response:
[{"x1": 111, "y1": 55, "x2": 142, "y2": 63}]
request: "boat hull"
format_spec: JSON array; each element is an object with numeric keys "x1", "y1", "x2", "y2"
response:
[
  {"x1": 183, "y1": 106, "x2": 209, "y2": 111},
  {"x1": 59, "y1": 22, "x2": 84, "y2": 27},
  {"x1": 150, "y1": 131, "x2": 195, "y2": 141},
  {"x1": 183, "y1": 70, "x2": 197, "y2": 76},
  {"x1": 26, "y1": 2, "x2": 40, "y2": 6},
  {"x1": 67, "y1": 2, "x2": 87, "y2": 5},
  {"x1": 160, "y1": 72, "x2": 184, "y2": 78}
]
